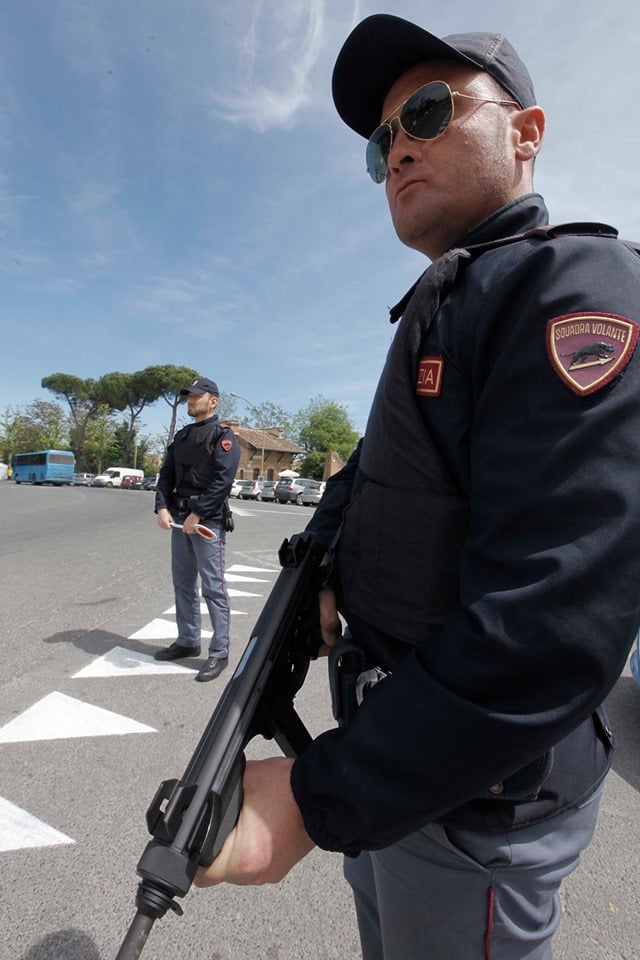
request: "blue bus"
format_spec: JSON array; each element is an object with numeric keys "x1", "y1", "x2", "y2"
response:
[{"x1": 12, "y1": 449, "x2": 75, "y2": 485}]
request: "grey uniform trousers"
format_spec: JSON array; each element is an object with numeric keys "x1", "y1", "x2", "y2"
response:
[
  {"x1": 344, "y1": 785, "x2": 603, "y2": 960},
  {"x1": 170, "y1": 521, "x2": 230, "y2": 658}
]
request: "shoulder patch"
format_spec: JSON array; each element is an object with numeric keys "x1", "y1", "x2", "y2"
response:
[
  {"x1": 416, "y1": 356, "x2": 444, "y2": 396},
  {"x1": 546, "y1": 312, "x2": 639, "y2": 395},
  {"x1": 220, "y1": 439, "x2": 233, "y2": 452}
]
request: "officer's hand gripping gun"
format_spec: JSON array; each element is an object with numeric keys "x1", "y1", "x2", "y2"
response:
[{"x1": 115, "y1": 533, "x2": 326, "y2": 960}]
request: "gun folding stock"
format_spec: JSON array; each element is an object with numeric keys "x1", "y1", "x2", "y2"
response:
[{"x1": 115, "y1": 532, "x2": 326, "y2": 959}]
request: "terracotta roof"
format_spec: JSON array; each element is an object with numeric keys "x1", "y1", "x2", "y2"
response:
[{"x1": 233, "y1": 426, "x2": 304, "y2": 454}]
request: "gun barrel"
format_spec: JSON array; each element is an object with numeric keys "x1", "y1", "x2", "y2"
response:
[{"x1": 115, "y1": 911, "x2": 154, "y2": 960}]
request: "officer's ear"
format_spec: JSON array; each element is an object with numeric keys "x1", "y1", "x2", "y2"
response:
[{"x1": 512, "y1": 105, "x2": 545, "y2": 162}]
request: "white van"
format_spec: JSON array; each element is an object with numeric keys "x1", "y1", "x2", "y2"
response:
[{"x1": 91, "y1": 467, "x2": 144, "y2": 488}]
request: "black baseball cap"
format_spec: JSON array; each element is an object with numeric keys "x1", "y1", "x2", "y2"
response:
[
  {"x1": 180, "y1": 377, "x2": 219, "y2": 396},
  {"x1": 332, "y1": 14, "x2": 537, "y2": 138}
]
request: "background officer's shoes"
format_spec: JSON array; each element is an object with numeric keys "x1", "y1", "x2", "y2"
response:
[
  {"x1": 154, "y1": 642, "x2": 201, "y2": 661},
  {"x1": 196, "y1": 657, "x2": 229, "y2": 682}
]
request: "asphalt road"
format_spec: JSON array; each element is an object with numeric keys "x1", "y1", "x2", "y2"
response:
[{"x1": 0, "y1": 482, "x2": 639, "y2": 960}]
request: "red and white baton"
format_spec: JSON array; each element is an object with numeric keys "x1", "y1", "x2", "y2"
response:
[{"x1": 170, "y1": 522, "x2": 217, "y2": 540}]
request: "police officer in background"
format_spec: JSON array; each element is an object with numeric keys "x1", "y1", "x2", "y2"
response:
[
  {"x1": 195, "y1": 15, "x2": 640, "y2": 959},
  {"x1": 154, "y1": 377, "x2": 239, "y2": 683}
]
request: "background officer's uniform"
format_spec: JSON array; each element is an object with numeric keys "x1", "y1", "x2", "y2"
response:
[{"x1": 155, "y1": 414, "x2": 239, "y2": 661}]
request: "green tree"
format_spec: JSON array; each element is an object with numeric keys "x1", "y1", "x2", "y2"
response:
[
  {"x1": 0, "y1": 401, "x2": 69, "y2": 459},
  {"x1": 82, "y1": 404, "x2": 119, "y2": 473},
  {"x1": 24, "y1": 399, "x2": 69, "y2": 449},
  {"x1": 257, "y1": 401, "x2": 293, "y2": 437},
  {"x1": 221, "y1": 395, "x2": 293, "y2": 437},
  {"x1": 215, "y1": 392, "x2": 240, "y2": 424},
  {"x1": 99, "y1": 369, "x2": 161, "y2": 465},
  {"x1": 287, "y1": 397, "x2": 359, "y2": 479},
  {"x1": 107, "y1": 420, "x2": 133, "y2": 466},
  {"x1": 0, "y1": 407, "x2": 18, "y2": 462},
  {"x1": 135, "y1": 434, "x2": 152, "y2": 473},
  {"x1": 294, "y1": 396, "x2": 359, "y2": 464},
  {"x1": 41, "y1": 374, "x2": 106, "y2": 465},
  {"x1": 101, "y1": 419, "x2": 152, "y2": 472},
  {"x1": 143, "y1": 364, "x2": 200, "y2": 448},
  {"x1": 0, "y1": 406, "x2": 40, "y2": 460},
  {"x1": 298, "y1": 449, "x2": 328, "y2": 479}
]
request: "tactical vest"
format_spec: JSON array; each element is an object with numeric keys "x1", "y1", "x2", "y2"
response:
[
  {"x1": 173, "y1": 417, "x2": 225, "y2": 497},
  {"x1": 337, "y1": 225, "x2": 621, "y2": 826},
  {"x1": 339, "y1": 249, "x2": 469, "y2": 650},
  {"x1": 338, "y1": 224, "x2": 625, "y2": 654}
]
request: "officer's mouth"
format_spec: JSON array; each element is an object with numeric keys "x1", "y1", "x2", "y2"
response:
[{"x1": 394, "y1": 177, "x2": 423, "y2": 200}]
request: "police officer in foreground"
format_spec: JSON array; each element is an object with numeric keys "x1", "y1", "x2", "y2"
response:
[
  {"x1": 195, "y1": 15, "x2": 640, "y2": 959},
  {"x1": 154, "y1": 377, "x2": 239, "y2": 683}
]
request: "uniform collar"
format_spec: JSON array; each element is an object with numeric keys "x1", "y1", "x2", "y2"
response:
[
  {"x1": 459, "y1": 193, "x2": 549, "y2": 248},
  {"x1": 389, "y1": 194, "x2": 550, "y2": 324},
  {"x1": 192, "y1": 414, "x2": 218, "y2": 429}
]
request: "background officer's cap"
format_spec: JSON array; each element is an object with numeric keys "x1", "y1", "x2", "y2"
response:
[{"x1": 179, "y1": 377, "x2": 219, "y2": 396}]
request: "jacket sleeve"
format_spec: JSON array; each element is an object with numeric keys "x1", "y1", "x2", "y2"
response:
[
  {"x1": 291, "y1": 236, "x2": 640, "y2": 853},
  {"x1": 190, "y1": 425, "x2": 240, "y2": 520},
  {"x1": 303, "y1": 439, "x2": 362, "y2": 549},
  {"x1": 154, "y1": 439, "x2": 177, "y2": 512}
]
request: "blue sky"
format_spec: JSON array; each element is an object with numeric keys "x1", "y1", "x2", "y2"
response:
[{"x1": 2, "y1": 0, "x2": 639, "y2": 440}]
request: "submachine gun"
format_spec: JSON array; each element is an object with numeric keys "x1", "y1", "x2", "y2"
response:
[{"x1": 115, "y1": 533, "x2": 326, "y2": 960}]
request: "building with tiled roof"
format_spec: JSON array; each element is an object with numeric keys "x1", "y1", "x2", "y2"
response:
[{"x1": 226, "y1": 421, "x2": 305, "y2": 480}]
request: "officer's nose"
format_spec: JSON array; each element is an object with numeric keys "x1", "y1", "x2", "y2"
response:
[{"x1": 387, "y1": 124, "x2": 423, "y2": 175}]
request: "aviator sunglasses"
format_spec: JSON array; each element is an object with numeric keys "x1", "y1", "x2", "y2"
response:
[{"x1": 366, "y1": 80, "x2": 519, "y2": 183}]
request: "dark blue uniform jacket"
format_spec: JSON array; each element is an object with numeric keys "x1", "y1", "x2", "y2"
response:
[
  {"x1": 291, "y1": 194, "x2": 640, "y2": 854},
  {"x1": 155, "y1": 415, "x2": 239, "y2": 523}
]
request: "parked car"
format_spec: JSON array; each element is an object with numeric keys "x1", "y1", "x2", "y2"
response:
[
  {"x1": 72, "y1": 473, "x2": 95, "y2": 486},
  {"x1": 300, "y1": 480, "x2": 326, "y2": 506},
  {"x1": 274, "y1": 477, "x2": 313, "y2": 505},
  {"x1": 230, "y1": 478, "x2": 244, "y2": 498},
  {"x1": 237, "y1": 479, "x2": 265, "y2": 501},
  {"x1": 120, "y1": 475, "x2": 138, "y2": 489},
  {"x1": 91, "y1": 467, "x2": 144, "y2": 488},
  {"x1": 141, "y1": 475, "x2": 158, "y2": 491},
  {"x1": 260, "y1": 480, "x2": 277, "y2": 502}
]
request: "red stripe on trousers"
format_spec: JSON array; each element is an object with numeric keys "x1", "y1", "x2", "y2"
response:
[{"x1": 485, "y1": 885, "x2": 495, "y2": 960}]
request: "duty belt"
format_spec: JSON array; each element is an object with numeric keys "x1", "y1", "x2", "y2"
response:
[{"x1": 174, "y1": 497, "x2": 190, "y2": 510}]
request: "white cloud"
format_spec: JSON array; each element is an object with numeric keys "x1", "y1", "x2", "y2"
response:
[{"x1": 207, "y1": 1, "x2": 327, "y2": 131}]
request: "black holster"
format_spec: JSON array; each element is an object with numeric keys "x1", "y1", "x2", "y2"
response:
[{"x1": 328, "y1": 632, "x2": 369, "y2": 728}]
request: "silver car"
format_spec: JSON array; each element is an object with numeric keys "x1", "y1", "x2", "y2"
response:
[
  {"x1": 72, "y1": 473, "x2": 95, "y2": 486},
  {"x1": 260, "y1": 480, "x2": 277, "y2": 502},
  {"x1": 237, "y1": 479, "x2": 265, "y2": 500},
  {"x1": 274, "y1": 478, "x2": 313, "y2": 505},
  {"x1": 301, "y1": 480, "x2": 326, "y2": 506}
]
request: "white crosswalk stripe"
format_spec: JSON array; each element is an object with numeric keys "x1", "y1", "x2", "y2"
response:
[
  {"x1": 72, "y1": 646, "x2": 197, "y2": 678},
  {"x1": 0, "y1": 691, "x2": 157, "y2": 744},
  {"x1": 0, "y1": 563, "x2": 278, "y2": 850},
  {"x1": 129, "y1": 617, "x2": 213, "y2": 641},
  {"x1": 0, "y1": 798, "x2": 74, "y2": 852}
]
